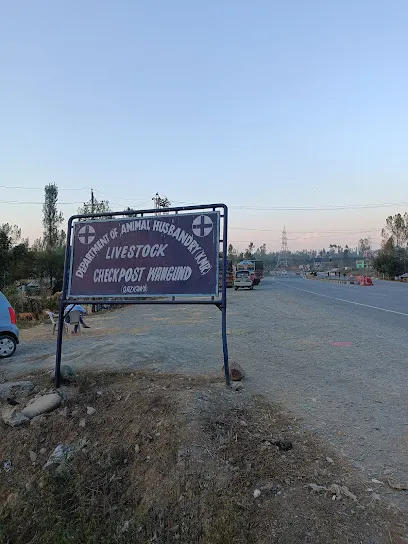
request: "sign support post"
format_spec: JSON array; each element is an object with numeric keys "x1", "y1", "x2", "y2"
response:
[{"x1": 54, "y1": 204, "x2": 230, "y2": 388}]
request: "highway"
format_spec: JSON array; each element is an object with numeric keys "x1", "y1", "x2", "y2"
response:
[{"x1": 258, "y1": 276, "x2": 408, "y2": 499}]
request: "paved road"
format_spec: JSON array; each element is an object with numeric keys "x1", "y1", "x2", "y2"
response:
[{"x1": 4, "y1": 276, "x2": 408, "y2": 503}]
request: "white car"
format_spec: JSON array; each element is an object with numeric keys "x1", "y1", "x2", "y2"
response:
[{"x1": 234, "y1": 271, "x2": 253, "y2": 290}]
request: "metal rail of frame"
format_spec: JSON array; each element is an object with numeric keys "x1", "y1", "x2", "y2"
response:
[{"x1": 54, "y1": 203, "x2": 230, "y2": 387}]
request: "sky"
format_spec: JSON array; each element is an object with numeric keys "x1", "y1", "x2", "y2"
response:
[{"x1": 1, "y1": 0, "x2": 408, "y2": 252}]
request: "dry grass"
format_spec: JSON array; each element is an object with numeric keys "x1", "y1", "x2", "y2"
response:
[{"x1": 0, "y1": 371, "x2": 407, "y2": 544}]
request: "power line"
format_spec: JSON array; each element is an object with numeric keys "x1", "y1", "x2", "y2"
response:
[
  {"x1": 0, "y1": 185, "x2": 91, "y2": 191},
  {"x1": 228, "y1": 202, "x2": 408, "y2": 211},
  {"x1": 0, "y1": 199, "x2": 85, "y2": 205},
  {"x1": 230, "y1": 226, "x2": 381, "y2": 233}
]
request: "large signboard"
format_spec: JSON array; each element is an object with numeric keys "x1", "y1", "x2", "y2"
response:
[{"x1": 68, "y1": 211, "x2": 220, "y2": 297}]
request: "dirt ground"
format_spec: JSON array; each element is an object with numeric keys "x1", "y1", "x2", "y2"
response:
[{"x1": 0, "y1": 370, "x2": 407, "y2": 544}]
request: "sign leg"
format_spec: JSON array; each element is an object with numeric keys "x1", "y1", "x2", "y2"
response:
[
  {"x1": 221, "y1": 304, "x2": 230, "y2": 386},
  {"x1": 54, "y1": 302, "x2": 66, "y2": 388}
]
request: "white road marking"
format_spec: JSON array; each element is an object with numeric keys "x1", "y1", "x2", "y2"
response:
[{"x1": 274, "y1": 280, "x2": 408, "y2": 318}]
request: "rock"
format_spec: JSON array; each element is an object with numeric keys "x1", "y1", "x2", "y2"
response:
[
  {"x1": 44, "y1": 444, "x2": 72, "y2": 469},
  {"x1": 330, "y1": 484, "x2": 357, "y2": 502},
  {"x1": 240, "y1": 420, "x2": 248, "y2": 427},
  {"x1": 387, "y1": 478, "x2": 408, "y2": 490},
  {"x1": 371, "y1": 478, "x2": 384, "y2": 485},
  {"x1": 0, "y1": 381, "x2": 34, "y2": 401},
  {"x1": 6, "y1": 493, "x2": 19, "y2": 507},
  {"x1": 229, "y1": 362, "x2": 245, "y2": 381},
  {"x1": 79, "y1": 418, "x2": 86, "y2": 428},
  {"x1": 21, "y1": 394, "x2": 62, "y2": 419},
  {"x1": 2, "y1": 406, "x2": 30, "y2": 427},
  {"x1": 29, "y1": 451, "x2": 37, "y2": 463},
  {"x1": 86, "y1": 406, "x2": 96, "y2": 416},
  {"x1": 274, "y1": 440, "x2": 293, "y2": 451},
  {"x1": 39, "y1": 448, "x2": 46, "y2": 455},
  {"x1": 253, "y1": 489, "x2": 261, "y2": 498},
  {"x1": 50, "y1": 365, "x2": 78, "y2": 384},
  {"x1": 326, "y1": 457, "x2": 334, "y2": 464},
  {"x1": 230, "y1": 382, "x2": 243, "y2": 391},
  {"x1": 307, "y1": 483, "x2": 327, "y2": 493},
  {"x1": 135, "y1": 444, "x2": 140, "y2": 454}
]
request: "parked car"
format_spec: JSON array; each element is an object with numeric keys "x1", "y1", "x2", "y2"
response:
[
  {"x1": 234, "y1": 270, "x2": 254, "y2": 290},
  {"x1": 0, "y1": 291, "x2": 19, "y2": 358}
]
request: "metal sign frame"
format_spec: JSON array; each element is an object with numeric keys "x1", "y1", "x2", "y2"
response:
[{"x1": 54, "y1": 203, "x2": 230, "y2": 387}]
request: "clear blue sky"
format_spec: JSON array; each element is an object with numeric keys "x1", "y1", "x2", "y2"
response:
[{"x1": 1, "y1": 0, "x2": 407, "y2": 250}]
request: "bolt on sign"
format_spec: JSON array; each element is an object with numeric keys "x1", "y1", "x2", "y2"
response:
[{"x1": 68, "y1": 212, "x2": 220, "y2": 297}]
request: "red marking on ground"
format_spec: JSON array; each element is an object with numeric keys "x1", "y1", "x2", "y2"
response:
[{"x1": 331, "y1": 342, "x2": 353, "y2": 346}]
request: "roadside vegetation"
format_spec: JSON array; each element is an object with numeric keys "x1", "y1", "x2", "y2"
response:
[{"x1": 0, "y1": 370, "x2": 407, "y2": 543}]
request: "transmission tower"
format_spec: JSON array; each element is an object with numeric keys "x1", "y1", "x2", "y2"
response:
[{"x1": 275, "y1": 226, "x2": 289, "y2": 269}]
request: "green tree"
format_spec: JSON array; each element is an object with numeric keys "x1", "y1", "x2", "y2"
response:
[
  {"x1": 123, "y1": 207, "x2": 139, "y2": 218},
  {"x1": 40, "y1": 184, "x2": 65, "y2": 288},
  {"x1": 381, "y1": 214, "x2": 408, "y2": 248},
  {"x1": 43, "y1": 183, "x2": 64, "y2": 249},
  {"x1": 78, "y1": 197, "x2": 111, "y2": 216},
  {"x1": 244, "y1": 242, "x2": 255, "y2": 259},
  {"x1": 256, "y1": 243, "x2": 267, "y2": 258},
  {"x1": 0, "y1": 224, "x2": 22, "y2": 287},
  {"x1": 358, "y1": 238, "x2": 371, "y2": 255},
  {"x1": 373, "y1": 237, "x2": 406, "y2": 278}
]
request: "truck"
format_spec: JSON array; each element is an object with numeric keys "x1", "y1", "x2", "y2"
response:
[
  {"x1": 236, "y1": 260, "x2": 264, "y2": 285},
  {"x1": 218, "y1": 259, "x2": 234, "y2": 288}
]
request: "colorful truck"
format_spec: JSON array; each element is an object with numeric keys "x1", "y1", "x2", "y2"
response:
[
  {"x1": 218, "y1": 259, "x2": 234, "y2": 288},
  {"x1": 236, "y1": 260, "x2": 264, "y2": 286}
]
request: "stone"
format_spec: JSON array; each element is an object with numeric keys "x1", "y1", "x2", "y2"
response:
[
  {"x1": 44, "y1": 444, "x2": 72, "y2": 469},
  {"x1": 39, "y1": 448, "x2": 47, "y2": 455},
  {"x1": 2, "y1": 406, "x2": 30, "y2": 427},
  {"x1": 29, "y1": 451, "x2": 37, "y2": 463},
  {"x1": 326, "y1": 457, "x2": 334, "y2": 464},
  {"x1": 274, "y1": 440, "x2": 293, "y2": 451},
  {"x1": 231, "y1": 382, "x2": 244, "y2": 391},
  {"x1": 50, "y1": 365, "x2": 78, "y2": 384},
  {"x1": 86, "y1": 406, "x2": 96, "y2": 416},
  {"x1": 387, "y1": 478, "x2": 408, "y2": 491},
  {"x1": 21, "y1": 394, "x2": 62, "y2": 419},
  {"x1": 79, "y1": 418, "x2": 86, "y2": 428},
  {"x1": 0, "y1": 381, "x2": 34, "y2": 401},
  {"x1": 329, "y1": 484, "x2": 357, "y2": 502},
  {"x1": 229, "y1": 362, "x2": 245, "y2": 381},
  {"x1": 253, "y1": 489, "x2": 261, "y2": 498}
]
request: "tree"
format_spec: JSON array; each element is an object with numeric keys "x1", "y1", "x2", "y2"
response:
[
  {"x1": 256, "y1": 243, "x2": 267, "y2": 257},
  {"x1": 123, "y1": 207, "x2": 139, "y2": 218},
  {"x1": 0, "y1": 224, "x2": 22, "y2": 287},
  {"x1": 43, "y1": 184, "x2": 64, "y2": 249},
  {"x1": 373, "y1": 237, "x2": 406, "y2": 278},
  {"x1": 244, "y1": 242, "x2": 255, "y2": 260},
  {"x1": 153, "y1": 193, "x2": 171, "y2": 215},
  {"x1": 343, "y1": 245, "x2": 350, "y2": 265},
  {"x1": 358, "y1": 238, "x2": 371, "y2": 255},
  {"x1": 40, "y1": 184, "x2": 65, "y2": 288},
  {"x1": 78, "y1": 197, "x2": 111, "y2": 216},
  {"x1": 381, "y1": 214, "x2": 408, "y2": 248}
]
